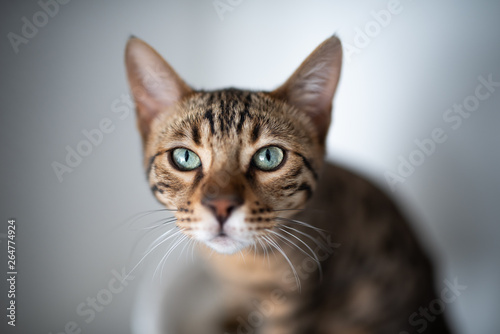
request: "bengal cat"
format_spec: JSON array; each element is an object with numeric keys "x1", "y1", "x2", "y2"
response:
[{"x1": 125, "y1": 35, "x2": 451, "y2": 334}]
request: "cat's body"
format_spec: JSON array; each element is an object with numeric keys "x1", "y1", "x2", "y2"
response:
[
  {"x1": 125, "y1": 36, "x2": 451, "y2": 334},
  {"x1": 141, "y1": 161, "x2": 448, "y2": 334}
]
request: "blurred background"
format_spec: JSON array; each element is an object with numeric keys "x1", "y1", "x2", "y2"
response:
[{"x1": 1, "y1": 0, "x2": 499, "y2": 333}]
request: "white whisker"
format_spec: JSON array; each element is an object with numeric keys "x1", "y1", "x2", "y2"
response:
[
  {"x1": 257, "y1": 236, "x2": 271, "y2": 267},
  {"x1": 123, "y1": 228, "x2": 183, "y2": 282},
  {"x1": 238, "y1": 249, "x2": 246, "y2": 264},
  {"x1": 276, "y1": 227, "x2": 323, "y2": 278},
  {"x1": 275, "y1": 217, "x2": 327, "y2": 237},
  {"x1": 278, "y1": 224, "x2": 328, "y2": 251},
  {"x1": 136, "y1": 218, "x2": 177, "y2": 231},
  {"x1": 177, "y1": 235, "x2": 191, "y2": 262},
  {"x1": 262, "y1": 235, "x2": 301, "y2": 291},
  {"x1": 190, "y1": 238, "x2": 198, "y2": 263},
  {"x1": 147, "y1": 227, "x2": 178, "y2": 252},
  {"x1": 267, "y1": 229, "x2": 322, "y2": 278},
  {"x1": 156, "y1": 233, "x2": 188, "y2": 280},
  {"x1": 116, "y1": 208, "x2": 177, "y2": 231}
]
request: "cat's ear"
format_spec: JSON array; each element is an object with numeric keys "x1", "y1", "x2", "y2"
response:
[
  {"x1": 125, "y1": 36, "x2": 192, "y2": 141},
  {"x1": 271, "y1": 35, "x2": 342, "y2": 142}
]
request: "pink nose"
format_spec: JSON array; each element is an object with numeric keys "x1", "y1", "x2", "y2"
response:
[{"x1": 202, "y1": 196, "x2": 243, "y2": 225}]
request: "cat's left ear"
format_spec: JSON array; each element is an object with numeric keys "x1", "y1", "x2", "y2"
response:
[
  {"x1": 271, "y1": 35, "x2": 342, "y2": 142},
  {"x1": 125, "y1": 36, "x2": 193, "y2": 141}
]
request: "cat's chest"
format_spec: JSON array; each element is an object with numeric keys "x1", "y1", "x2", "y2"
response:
[{"x1": 211, "y1": 252, "x2": 290, "y2": 285}]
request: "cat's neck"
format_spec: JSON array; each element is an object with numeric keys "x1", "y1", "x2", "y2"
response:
[{"x1": 200, "y1": 238, "x2": 322, "y2": 294}]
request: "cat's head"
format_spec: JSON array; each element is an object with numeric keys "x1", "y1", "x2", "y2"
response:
[{"x1": 125, "y1": 36, "x2": 342, "y2": 254}]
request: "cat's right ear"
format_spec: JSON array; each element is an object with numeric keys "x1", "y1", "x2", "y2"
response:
[
  {"x1": 271, "y1": 35, "x2": 342, "y2": 143},
  {"x1": 125, "y1": 36, "x2": 192, "y2": 141}
]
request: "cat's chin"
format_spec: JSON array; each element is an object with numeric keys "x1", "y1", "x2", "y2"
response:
[{"x1": 205, "y1": 235, "x2": 250, "y2": 254}]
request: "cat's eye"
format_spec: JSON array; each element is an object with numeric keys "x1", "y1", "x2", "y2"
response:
[
  {"x1": 171, "y1": 148, "x2": 201, "y2": 171},
  {"x1": 252, "y1": 146, "x2": 284, "y2": 171}
]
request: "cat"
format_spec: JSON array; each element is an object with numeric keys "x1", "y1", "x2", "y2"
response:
[{"x1": 125, "y1": 35, "x2": 451, "y2": 334}]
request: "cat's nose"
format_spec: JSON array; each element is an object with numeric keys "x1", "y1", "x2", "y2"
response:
[{"x1": 202, "y1": 196, "x2": 243, "y2": 225}]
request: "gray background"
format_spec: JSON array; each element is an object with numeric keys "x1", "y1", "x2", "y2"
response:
[{"x1": 1, "y1": 0, "x2": 499, "y2": 333}]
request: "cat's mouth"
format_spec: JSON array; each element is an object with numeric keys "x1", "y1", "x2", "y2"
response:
[
  {"x1": 211, "y1": 232, "x2": 230, "y2": 243},
  {"x1": 204, "y1": 230, "x2": 252, "y2": 254},
  {"x1": 185, "y1": 209, "x2": 256, "y2": 254}
]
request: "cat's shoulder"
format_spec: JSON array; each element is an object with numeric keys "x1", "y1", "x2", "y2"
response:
[
  {"x1": 313, "y1": 160, "x2": 408, "y2": 225},
  {"x1": 318, "y1": 161, "x2": 391, "y2": 200}
]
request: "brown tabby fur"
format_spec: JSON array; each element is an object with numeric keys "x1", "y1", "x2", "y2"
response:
[{"x1": 125, "y1": 35, "x2": 451, "y2": 334}]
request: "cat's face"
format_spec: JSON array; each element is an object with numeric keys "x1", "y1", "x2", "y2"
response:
[
  {"x1": 125, "y1": 36, "x2": 342, "y2": 254},
  {"x1": 144, "y1": 90, "x2": 322, "y2": 253}
]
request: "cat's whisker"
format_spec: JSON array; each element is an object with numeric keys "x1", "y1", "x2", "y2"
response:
[
  {"x1": 123, "y1": 208, "x2": 177, "y2": 227},
  {"x1": 146, "y1": 228, "x2": 182, "y2": 262},
  {"x1": 156, "y1": 232, "x2": 188, "y2": 280},
  {"x1": 275, "y1": 216, "x2": 326, "y2": 231},
  {"x1": 277, "y1": 224, "x2": 329, "y2": 253},
  {"x1": 147, "y1": 226, "x2": 179, "y2": 253},
  {"x1": 132, "y1": 217, "x2": 177, "y2": 231},
  {"x1": 191, "y1": 238, "x2": 200, "y2": 263},
  {"x1": 275, "y1": 217, "x2": 328, "y2": 236},
  {"x1": 208, "y1": 246, "x2": 215, "y2": 258},
  {"x1": 257, "y1": 236, "x2": 271, "y2": 267},
  {"x1": 124, "y1": 228, "x2": 183, "y2": 282},
  {"x1": 272, "y1": 208, "x2": 327, "y2": 215},
  {"x1": 253, "y1": 240, "x2": 259, "y2": 262},
  {"x1": 238, "y1": 249, "x2": 246, "y2": 264},
  {"x1": 267, "y1": 229, "x2": 322, "y2": 279},
  {"x1": 264, "y1": 236, "x2": 278, "y2": 260},
  {"x1": 259, "y1": 237, "x2": 268, "y2": 266},
  {"x1": 267, "y1": 229, "x2": 303, "y2": 254},
  {"x1": 189, "y1": 238, "x2": 198, "y2": 264},
  {"x1": 271, "y1": 208, "x2": 305, "y2": 213},
  {"x1": 177, "y1": 235, "x2": 191, "y2": 262},
  {"x1": 276, "y1": 227, "x2": 323, "y2": 279},
  {"x1": 125, "y1": 209, "x2": 172, "y2": 223},
  {"x1": 262, "y1": 235, "x2": 301, "y2": 291},
  {"x1": 126, "y1": 218, "x2": 178, "y2": 266},
  {"x1": 162, "y1": 233, "x2": 188, "y2": 273},
  {"x1": 108, "y1": 208, "x2": 178, "y2": 234}
]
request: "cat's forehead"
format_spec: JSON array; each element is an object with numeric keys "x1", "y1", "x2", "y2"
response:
[
  {"x1": 186, "y1": 89, "x2": 274, "y2": 131},
  {"x1": 190, "y1": 89, "x2": 258, "y2": 138},
  {"x1": 154, "y1": 89, "x2": 313, "y2": 150}
]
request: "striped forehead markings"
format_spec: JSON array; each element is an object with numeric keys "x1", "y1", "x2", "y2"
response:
[
  {"x1": 191, "y1": 124, "x2": 201, "y2": 145},
  {"x1": 251, "y1": 122, "x2": 261, "y2": 143},
  {"x1": 237, "y1": 94, "x2": 253, "y2": 134},
  {"x1": 203, "y1": 108, "x2": 215, "y2": 134},
  {"x1": 200, "y1": 90, "x2": 254, "y2": 136}
]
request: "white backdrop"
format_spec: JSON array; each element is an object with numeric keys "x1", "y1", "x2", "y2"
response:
[{"x1": 1, "y1": 1, "x2": 499, "y2": 333}]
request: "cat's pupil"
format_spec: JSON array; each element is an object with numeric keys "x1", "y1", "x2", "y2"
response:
[
  {"x1": 265, "y1": 149, "x2": 271, "y2": 161},
  {"x1": 184, "y1": 150, "x2": 189, "y2": 161}
]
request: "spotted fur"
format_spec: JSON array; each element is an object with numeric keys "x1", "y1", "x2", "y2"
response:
[{"x1": 125, "y1": 36, "x2": 451, "y2": 334}]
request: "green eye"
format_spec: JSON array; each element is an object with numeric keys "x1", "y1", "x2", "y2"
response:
[
  {"x1": 253, "y1": 146, "x2": 284, "y2": 171},
  {"x1": 172, "y1": 148, "x2": 201, "y2": 171}
]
